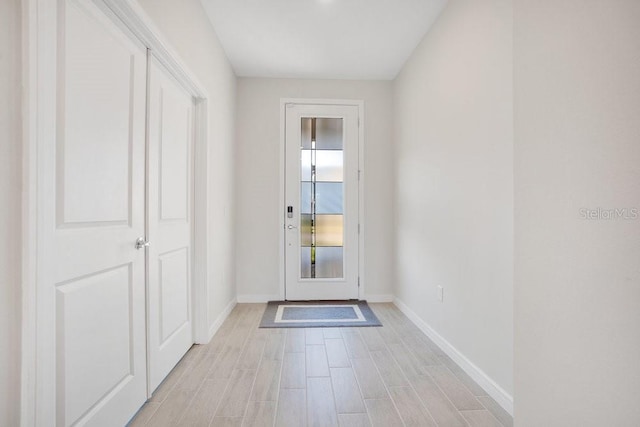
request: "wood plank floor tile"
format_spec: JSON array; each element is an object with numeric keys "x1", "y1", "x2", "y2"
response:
[
  {"x1": 208, "y1": 326, "x2": 253, "y2": 379},
  {"x1": 306, "y1": 328, "x2": 325, "y2": 345},
  {"x1": 461, "y1": 409, "x2": 504, "y2": 427},
  {"x1": 323, "y1": 328, "x2": 342, "y2": 339},
  {"x1": 363, "y1": 399, "x2": 403, "y2": 427},
  {"x1": 376, "y1": 325, "x2": 402, "y2": 345},
  {"x1": 387, "y1": 342, "x2": 429, "y2": 379},
  {"x1": 306, "y1": 345, "x2": 330, "y2": 377},
  {"x1": 402, "y1": 335, "x2": 441, "y2": 366},
  {"x1": 243, "y1": 401, "x2": 276, "y2": 427},
  {"x1": 351, "y1": 358, "x2": 388, "y2": 399},
  {"x1": 330, "y1": 367, "x2": 366, "y2": 414},
  {"x1": 210, "y1": 417, "x2": 244, "y2": 427},
  {"x1": 388, "y1": 386, "x2": 437, "y2": 427},
  {"x1": 262, "y1": 333, "x2": 285, "y2": 361},
  {"x1": 417, "y1": 334, "x2": 447, "y2": 357},
  {"x1": 179, "y1": 345, "x2": 206, "y2": 365},
  {"x1": 370, "y1": 349, "x2": 408, "y2": 387},
  {"x1": 216, "y1": 369, "x2": 257, "y2": 418},
  {"x1": 211, "y1": 312, "x2": 240, "y2": 342},
  {"x1": 275, "y1": 388, "x2": 306, "y2": 427},
  {"x1": 127, "y1": 402, "x2": 160, "y2": 426},
  {"x1": 338, "y1": 413, "x2": 371, "y2": 427},
  {"x1": 179, "y1": 351, "x2": 219, "y2": 393},
  {"x1": 341, "y1": 329, "x2": 370, "y2": 359},
  {"x1": 177, "y1": 378, "x2": 228, "y2": 426},
  {"x1": 478, "y1": 396, "x2": 513, "y2": 427},
  {"x1": 145, "y1": 387, "x2": 195, "y2": 427},
  {"x1": 426, "y1": 365, "x2": 484, "y2": 410},
  {"x1": 236, "y1": 334, "x2": 267, "y2": 370},
  {"x1": 325, "y1": 339, "x2": 351, "y2": 368},
  {"x1": 359, "y1": 328, "x2": 386, "y2": 351},
  {"x1": 439, "y1": 353, "x2": 489, "y2": 397},
  {"x1": 307, "y1": 377, "x2": 339, "y2": 427},
  {"x1": 281, "y1": 352, "x2": 306, "y2": 389},
  {"x1": 409, "y1": 375, "x2": 468, "y2": 427},
  {"x1": 149, "y1": 358, "x2": 192, "y2": 403},
  {"x1": 285, "y1": 328, "x2": 305, "y2": 353},
  {"x1": 250, "y1": 359, "x2": 281, "y2": 402}
]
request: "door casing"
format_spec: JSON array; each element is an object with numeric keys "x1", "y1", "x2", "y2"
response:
[
  {"x1": 21, "y1": 0, "x2": 211, "y2": 424},
  {"x1": 279, "y1": 98, "x2": 365, "y2": 301}
]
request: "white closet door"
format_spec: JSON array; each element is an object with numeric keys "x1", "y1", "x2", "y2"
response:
[
  {"x1": 147, "y1": 56, "x2": 195, "y2": 393},
  {"x1": 52, "y1": 0, "x2": 147, "y2": 425}
]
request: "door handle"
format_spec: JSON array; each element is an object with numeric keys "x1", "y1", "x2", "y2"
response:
[
  {"x1": 287, "y1": 225, "x2": 297, "y2": 230},
  {"x1": 135, "y1": 237, "x2": 150, "y2": 250}
]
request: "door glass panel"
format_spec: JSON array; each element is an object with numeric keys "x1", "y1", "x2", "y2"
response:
[
  {"x1": 301, "y1": 247, "x2": 311, "y2": 278},
  {"x1": 301, "y1": 182, "x2": 312, "y2": 214},
  {"x1": 301, "y1": 118, "x2": 313, "y2": 149},
  {"x1": 315, "y1": 247, "x2": 343, "y2": 278},
  {"x1": 301, "y1": 150, "x2": 312, "y2": 181},
  {"x1": 316, "y1": 150, "x2": 343, "y2": 182},
  {"x1": 300, "y1": 117, "x2": 344, "y2": 279},
  {"x1": 316, "y1": 183, "x2": 343, "y2": 214},
  {"x1": 315, "y1": 215, "x2": 343, "y2": 246},
  {"x1": 300, "y1": 214, "x2": 313, "y2": 247},
  {"x1": 316, "y1": 118, "x2": 343, "y2": 149}
]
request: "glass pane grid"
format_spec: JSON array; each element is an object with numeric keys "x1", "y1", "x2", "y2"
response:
[{"x1": 299, "y1": 117, "x2": 345, "y2": 279}]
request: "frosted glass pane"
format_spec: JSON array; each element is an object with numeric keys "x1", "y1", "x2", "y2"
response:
[
  {"x1": 301, "y1": 118, "x2": 313, "y2": 149},
  {"x1": 300, "y1": 214, "x2": 312, "y2": 247},
  {"x1": 316, "y1": 150, "x2": 343, "y2": 182},
  {"x1": 301, "y1": 247, "x2": 311, "y2": 278},
  {"x1": 315, "y1": 247, "x2": 343, "y2": 278},
  {"x1": 301, "y1": 182, "x2": 312, "y2": 214},
  {"x1": 316, "y1": 215, "x2": 343, "y2": 247},
  {"x1": 316, "y1": 183, "x2": 343, "y2": 214},
  {"x1": 316, "y1": 118, "x2": 343, "y2": 150},
  {"x1": 301, "y1": 150, "x2": 312, "y2": 181}
]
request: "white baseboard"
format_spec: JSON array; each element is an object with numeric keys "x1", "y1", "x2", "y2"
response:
[
  {"x1": 393, "y1": 297, "x2": 514, "y2": 416},
  {"x1": 236, "y1": 294, "x2": 280, "y2": 303},
  {"x1": 363, "y1": 294, "x2": 395, "y2": 303},
  {"x1": 206, "y1": 297, "x2": 237, "y2": 342}
]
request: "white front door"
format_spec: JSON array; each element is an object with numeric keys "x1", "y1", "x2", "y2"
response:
[
  {"x1": 52, "y1": 0, "x2": 148, "y2": 425},
  {"x1": 284, "y1": 103, "x2": 360, "y2": 300},
  {"x1": 147, "y1": 56, "x2": 195, "y2": 392}
]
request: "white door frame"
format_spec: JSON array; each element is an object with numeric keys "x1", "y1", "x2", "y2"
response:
[
  {"x1": 21, "y1": 0, "x2": 211, "y2": 424},
  {"x1": 279, "y1": 98, "x2": 365, "y2": 301}
]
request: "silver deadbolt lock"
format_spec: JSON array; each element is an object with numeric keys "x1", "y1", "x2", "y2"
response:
[{"x1": 287, "y1": 206, "x2": 293, "y2": 218}]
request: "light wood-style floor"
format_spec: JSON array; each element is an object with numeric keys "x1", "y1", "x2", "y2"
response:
[{"x1": 128, "y1": 303, "x2": 513, "y2": 427}]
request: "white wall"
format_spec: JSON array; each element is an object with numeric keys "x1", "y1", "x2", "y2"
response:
[
  {"x1": 393, "y1": 0, "x2": 514, "y2": 402},
  {"x1": 0, "y1": 0, "x2": 21, "y2": 424},
  {"x1": 514, "y1": 1, "x2": 640, "y2": 425},
  {"x1": 137, "y1": 0, "x2": 238, "y2": 333},
  {"x1": 235, "y1": 78, "x2": 394, "y2": 301}
]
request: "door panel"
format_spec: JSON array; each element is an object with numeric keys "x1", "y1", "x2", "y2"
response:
[
  {"x1": 56, "y1": 265, "x2": 134, "y2": 425},
  {"x1": 285, "y1": 104, "x2": 360, "y2": 300},
  {"x1": 158, "y1": 248, "x2": 190, "y2": 343},
  {"x1": 147, "y1": 57, "x2": 194, "y2": 393},
  {"x1": 54, "y1": 0, "x2": 147, "y2": 425}
]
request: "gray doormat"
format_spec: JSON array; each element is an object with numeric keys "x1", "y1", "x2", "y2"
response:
[{"x1": 259, "y1": 300, "x2": 382, "y2": 328}]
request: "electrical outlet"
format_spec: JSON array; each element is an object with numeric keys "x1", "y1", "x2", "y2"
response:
[{"x1": 437, "y1": 285, "x2": 444, "y2": 302}]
